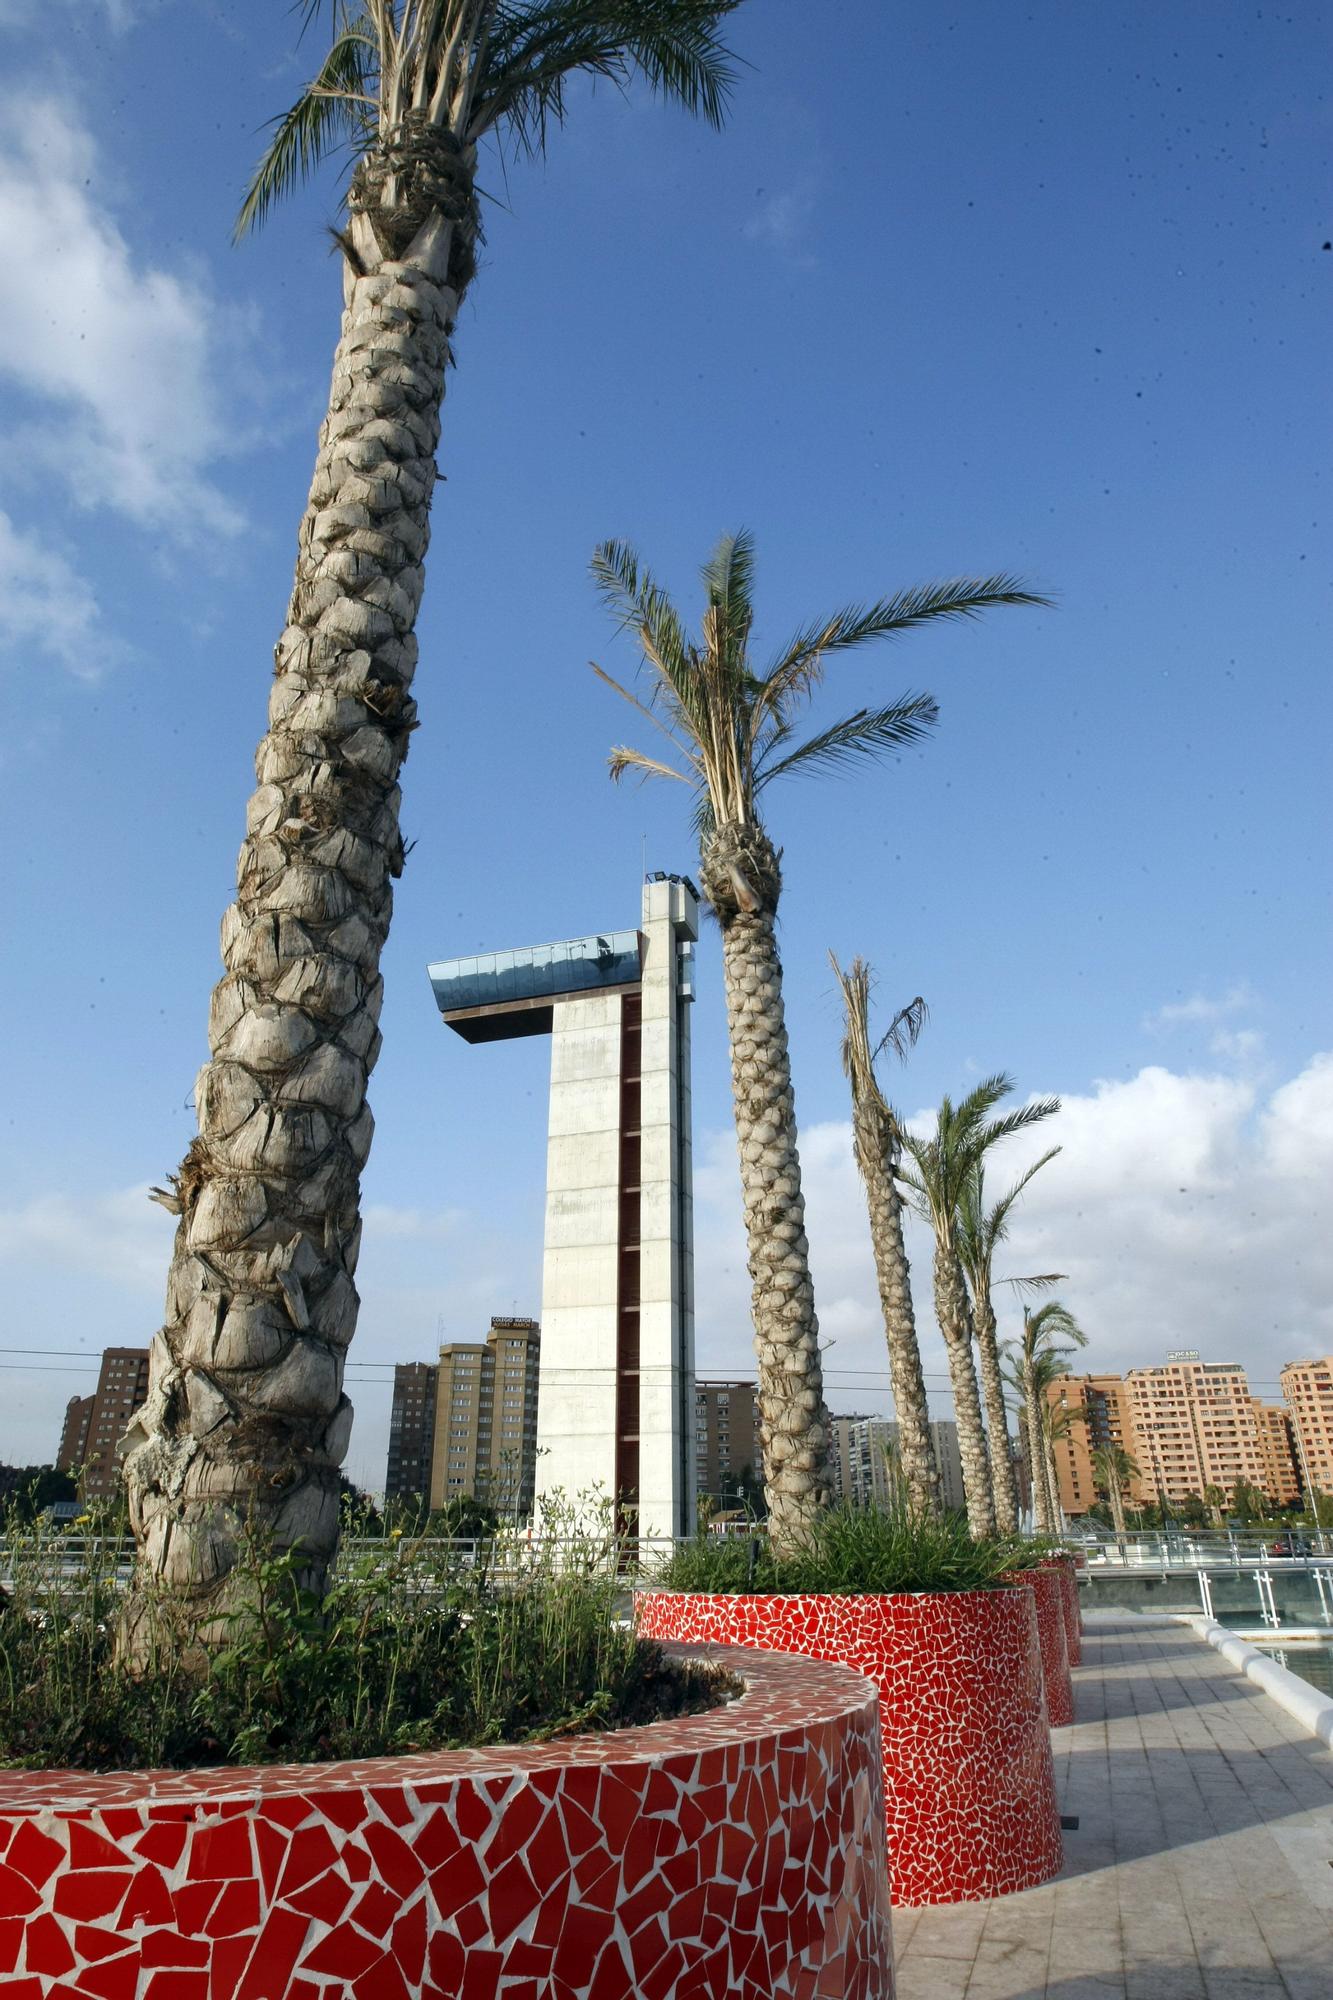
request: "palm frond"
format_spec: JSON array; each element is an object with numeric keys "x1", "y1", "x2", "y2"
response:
[
  {"x1": 588, "y1": 659, "x2": 702, "y2": 769},
  {"x1": 984, "y1": 1146, "x2": 1062, "y2": 1236},
  {"x1": 998, "y1": 1272, "x2": 1068, "y2": 1297},
  {"x1": 474, "y1": 0, "x2": 742, "y2": 154},
  {"x1": 1022, "y1": 1300, "x2": 1087, "y2": 1354},
  {"x1": 236, "y1": 19, "x2": 375, "y2": 239},
  {"x1": 946, "y1": 1072, "x2": 1015, "y2": 1142},
  {"x1": 754, "y1": 693, "x2": 939, "y2": 792},
  {"x1": 876, "y1": 994, "x2": 928, "y2": 1066},
  {"x1": 829, "y1": 956, "x2": 921, "y2": 1150},
  {"x1": 607, "y1": 745, "x2": 691, "y2": 786},
  {"x1": 589, "y1": 539, "x2": 712, "y2": 753},
  {"x1": 700, "y1": 527, "x2": 756, "y2": 624},
  {"x1": 756, "y1": 573, "x2": 1050, "y2": 727},
  {"x1": 974, "y1": 1094, "x2": 1062, "y2": 1154}
]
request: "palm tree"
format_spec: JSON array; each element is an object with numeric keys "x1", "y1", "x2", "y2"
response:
[
  {"x1": 1091, "y1": 1445, "x2": 1138, "y2": 1536},
  {"x1": 829, "y1": 956, "x2": 940, "y2": 1518},
  {"x1": 956, "y1": 1149, "x2": 1061, "y2": 1534},
  {"x1": 899, "y1": 1076, "x2": 1060, "y2": 1538},
  {"x1": 1010, "y1": 1301, "x2": 1086, "y2": 1533},
  {"x1": 119, "y1": 2, "x2": 744, "y2": 1657},
  {"x1": 590, "y1": 535, "x2": 1047, "y2": 1546}
]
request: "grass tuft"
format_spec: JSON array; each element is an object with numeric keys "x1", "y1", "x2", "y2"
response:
[{"x1": 652, "y1": 1498, "x2": 1038, "y2": 1597}]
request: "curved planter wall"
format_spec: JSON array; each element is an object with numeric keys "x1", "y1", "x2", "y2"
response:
[
  {"x1": 636, "y1": 1591, "x2": 1061, "y2": 1908},
  {"x1": 1016, "y1": 1569, "x2": 1074, "y2": 1727},
  {"x1": 0, "y1": 1644, "x2": 892, "y2": 2000},
  {"x1": 1053, "y1": 1557, "x2": 1083, "y2": 1665}
]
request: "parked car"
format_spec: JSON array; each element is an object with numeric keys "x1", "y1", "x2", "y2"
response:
[{"x1": 1268, "y1": 1533, "x2": 1312, "y2": 1557}]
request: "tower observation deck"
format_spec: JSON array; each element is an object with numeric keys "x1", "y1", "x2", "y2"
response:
[{"x1": 427, "y1": 874, "x2": 699, "y2": 1539}]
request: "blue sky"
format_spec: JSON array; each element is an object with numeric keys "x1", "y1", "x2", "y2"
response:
[{"x1": 0, "y1": 0, "x2": 1328, "y2": 1492}]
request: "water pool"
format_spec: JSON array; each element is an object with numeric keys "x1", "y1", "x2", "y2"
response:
[{"x1": 1256, "y1": 1642, "x2": 1333, "y2": 1697}]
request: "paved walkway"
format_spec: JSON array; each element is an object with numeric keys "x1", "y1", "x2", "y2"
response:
[{"x1": 894, "y1": 1615, "x2": 1333, "y2": 2000}]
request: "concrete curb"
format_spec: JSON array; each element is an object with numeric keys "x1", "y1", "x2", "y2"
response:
[{"x1": 1182, "y1": 1614, "x2": 1333, "y2": 1749}]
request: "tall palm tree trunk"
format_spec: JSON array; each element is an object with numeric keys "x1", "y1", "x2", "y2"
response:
[
  {"x1": 933, "y1": 1244, "x2": 995, "y2": 1537},
  {"x1": 1023, "y1": 1386, "x2": 1053, "y2": 1534},
  {"x1": 858, "y1": 1152, "x2": 941, "y2": 1517},
  {"x1": 121, "y1": 151, "x2": 478, "y2": 1654},
  {"x1": 1043, "y1": 1432, "x2": 1064, "y2": 1533},
  {"x1": 1107, "y1": 1474, "x2": 1126, "y2": 1537},
  {"x1": 701, "y1": 824, "x2": 828, "y2": 1548},
  {"x1": 973, "y1": 1291, "x2": 1019, "y2": 1534}
]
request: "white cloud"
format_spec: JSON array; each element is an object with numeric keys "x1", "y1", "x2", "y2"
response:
[
  {"x1": 0, "y1": 99, "x2": 246, "y2": 540},
  {"x1": 1143, "y1": 984, "x2": 1255, "y2": 1032},
  {"x1": 0, "y1": 509, "x2": 119, "y2": 678},
  {"x1": 1261, "y1": 1054, "x2": 1333, "y2": 1182},
  {"x1": 9, "y1": 1057, "x2": 1329, "y2": 1491},
  {"x1": 1209, "y1": 1026, "x2": 1266, "y2": 1065},
  {"x1": 0, "y1": 1183, "x2": 170, "y2": 1292},
  {"x1": 0, "y1": 1183, "x2": 537, "y2": 1493},
  {"x1": 692, "y1": 1054, "x2": 1333, "y2": 1421}
]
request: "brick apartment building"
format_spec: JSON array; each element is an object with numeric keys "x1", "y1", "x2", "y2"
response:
[
  {"x1": 1279, "y1": 1357, "x2": 1333, "y2": 1504},
  {"x1": 54, "y1": 1347, "x2": 150, "y2": 1499},
  {"x1": 1048, "y1": 1356, "x2": 1302, "y2": 1516},
  {"x1": 694, "y1": 1379, "x2": 764, "y2": 1509}
]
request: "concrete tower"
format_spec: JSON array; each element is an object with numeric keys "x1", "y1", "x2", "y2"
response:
[{"x1": 428, "y1": 874, "x2": 698, "y2": 1539}]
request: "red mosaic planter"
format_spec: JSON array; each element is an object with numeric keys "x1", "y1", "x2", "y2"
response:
[
  {"x1": 1013, "y1": 1568, "x2": 1074, "y2": 1727},
  {"x1": 1051, "y1": 1556, "x2": 1082, "y2": 1665},
  {"x1": 0, "y1": 1644, "x2": 892, "y2": 2000},
  {"x1": 636, "y1": 1591, "x2": 1061, "y2": 1907}
]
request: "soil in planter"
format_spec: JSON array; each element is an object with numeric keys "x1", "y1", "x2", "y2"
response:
[{"x1": 0, "y1": 1511, "x2": 735, "y2": 1774}]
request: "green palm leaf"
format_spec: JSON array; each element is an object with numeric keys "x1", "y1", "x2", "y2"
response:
[
  {"x1": 478, "y1": 0, "x2": 742, "y2": 153},
  {"x1": 240, "y1": 3, "x2": 742, "y2": 236},
  {"x1": 590, "y1": 532, "x2": 1047, "y2": 859},
  {"x1": 757, "y1": 574, "x2": 1052, "y2": 730},
  {"x1": 755, "y1": 694, "x2": 940, "y2": 791},
  {"x1": 236, "y1": 17, "x2": 376, "y2": 239}
]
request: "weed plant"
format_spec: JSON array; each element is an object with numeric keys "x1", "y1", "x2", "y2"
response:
[
  {"x1": 0, "y1": 1496, "x2": 726, "y2": 1773},
  {"x1": 654, "y1": 1498, "x2": 1026, "y2": 1596}
]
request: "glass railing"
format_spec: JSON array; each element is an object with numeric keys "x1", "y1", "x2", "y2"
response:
[{"x1": 1082, "y1": 1558, "x2": 1333, "y2": 1628}]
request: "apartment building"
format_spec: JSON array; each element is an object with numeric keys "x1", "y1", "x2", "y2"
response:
[
  {"x1": 1048, "y1": 1361, "x2": 1303, "y2": 1516},
  {"x1": 57, "y1": 1394, "x2": 95, "y2": 1475},
  {"x1": 694, "y1": 1379, "x2": 763, "y2": 1508},
  {"x1": 54, "y1": 1347, "x2": 151, "y2": 1499},
  {"x1": 828, "y1": 1415, "x2": 966, "y2": 1514},
  {"x1": 1252, "y1": 1399, "x2": 1301, "y2": 1507},
  {"x1": 384, "y1": 1361, "x2": 439, "y2": 1502},
  {"x1": 1279, "y1": 1357, "x2": 1333, "y2": 1502},
  {"x1": 1125, "y1": 1360, "x2": 1274, "y2": 1507},
  {"x1": 427, "y1": 1318, "x2": 541, "y2": 1517},
  {"x1": 1047, "y1": 1374, "x2": 1148, "y2": 1517}
]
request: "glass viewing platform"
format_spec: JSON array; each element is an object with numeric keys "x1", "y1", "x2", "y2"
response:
[{"x1": 428, "y1": 930, "x2": 642, "y2": 1042}]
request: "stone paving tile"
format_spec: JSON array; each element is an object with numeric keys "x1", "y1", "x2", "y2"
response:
[
  {"x1": 901, "y1": 1953, "x2": 974, "y2": 2000},
  {"x1": 896, "y1": 1617, "x2": 1333, "y2": 2000},
  {"x1": 908, "y1": 1906, "x2": 988, "y2": 1962}
]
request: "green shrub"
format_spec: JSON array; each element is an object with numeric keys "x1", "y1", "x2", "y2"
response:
[
  {"x1": 652, "y1": 1498, "x2": 1022, "y2": 1597},
  {"x1": 0, "y1": 1499, "x2": 727, "y2": 1773},
  {"x1": 994, "y1": 1534, "x2": 1068, "y2": 1572}
]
